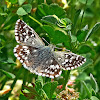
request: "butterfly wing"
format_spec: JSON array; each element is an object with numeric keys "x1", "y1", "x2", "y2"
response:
[
  {"x1": 14, "y1": 45, "x2": 62, "y2": 78},
  {"x1": 54, "y1": 51, "x2": 86, "y2": 70},
  {"x1": 15, "y1": 19, "x2": 45, "y2": 47}
]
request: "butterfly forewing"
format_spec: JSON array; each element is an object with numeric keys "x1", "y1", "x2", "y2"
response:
[{"x1": 15, "y1": 19, "x2": 44, "y2": 47}]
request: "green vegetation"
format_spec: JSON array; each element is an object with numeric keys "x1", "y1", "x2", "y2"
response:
[{"x1": 0, "y1": 0, "x2": 100, "y2": 100}]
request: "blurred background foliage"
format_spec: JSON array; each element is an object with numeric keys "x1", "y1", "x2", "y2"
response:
[{"x1": 0, "y1": 0, "x2": 100, "y2": 100}]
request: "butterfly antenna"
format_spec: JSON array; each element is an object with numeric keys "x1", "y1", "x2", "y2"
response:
[{"x1": 42, "y1": 37, "x2": 49, "y2": 45}]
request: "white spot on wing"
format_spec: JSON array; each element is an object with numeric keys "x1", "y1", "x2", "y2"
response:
[
  {"x1": 23, "y1": 46, "x2": 28, "y2": 49},
  {"x1": 55, "y1": 74, "x2": 59, "y2": 77},
  {"x1": 13, "y1": 48, "x2": 16, "y2": 52},
  {"x1": 50, "y1": 65, "x2": 54, "y2": 68},
  {"x1": 17, "y1": 57, "x2": 20, "y2": 60},
  {"x1": 65, "y1": 59, "x2": 68, "y2": 62},
  {"x1": 14, "y1": 53, "x2": 18, "y2": 57},
  {"x1": 84, "y1": 58, "x2": 86, "y2": 62},
  {"x1": 59, "y1": 71, "x2": 62, "y2": 75},
  {"x1": 23, "y1": 32, "x2": 26, "y2": 35},
  {"x1": 33, "y1": 50, "x2": 37, "y2": 52},
  {"x1": 25, "y1": 57, "x2": 28, "y2": 60},
  {"x1": 15, "y1": 36, "x2": 19, "y2": 41},
  {"x1": 15, "y1": 30, "x2": 18, "y2": 33},
  {"x1": 32, "y1": 41, "x2": 34, "y2": 45},
  {"x1": 46, "y1": 74, "x2": 49, "y2": 77},
  {"x1": 56, "y1": 65, "x2": 59, "y2": 69},
  {"x1": 15, "y1": 32, "x2": 18, "y2": 35},
  {"x1": 38, "y1": 73, "x2": 42, "y2": 76},
  {"x1": 67, "y1": 67, "x2": 70, "y2": 70},
  {"x1": 62, "y1": 62, "x2": 66, "y2": 65},
  {"x1": 42, "y1": 74, "x2": 46, "y2": 77},
  {"x1": 50, "y1": 75, "x2": 54, "y2": 79},
  {"x1": 20, "y1": 59, "x2": 23, "y2": 63},
  {"x1": 23, "y1": 24, "x2": 27, "y2": 28},
  {"x1": 71, "y1": 67, "x2": 74, "y2": 70}
]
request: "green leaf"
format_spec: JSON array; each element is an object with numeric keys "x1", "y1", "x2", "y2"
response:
[
  {"x1": 78, "y1": 44, "x2": 96, "y2": 58},
  {"x1": 35, "y1": 79, "x2": 42, "y2": 91},
  {"x1": 38, "y1": 89, "x2": 48, "y2": 99},
  {"x1": 42, "y1": 25, "x2": 55, "y2": 38},
  {"x1": 90, "y1": 96, "x2": 99, "y2": 100},
  {"x1": 17, "y1": 4, "x2": 32, "y2": 16},
  {"x1": 82, "y1": 81, "x2": 92, "y2": 98},
  {"x1": 10, "y1": 0, "x2": 17, "y2": 4},
  {"x1": 41, "y1": 15, "x2": 58, "y2": 25},
  {"x1": 71, "y1": 35, "x2": 77, "y2": 42},
  {"x1": 7, "y1": 58, "x2": 15, "y2": 64},
  {"x1": 85, "y1": 22, "x2": 100, "y2": 41},
  {"x1": 0, "y1": 13, "x2": 8, "y2": 16},
  {"x1": 57, "y1": 18, "x2": 72, "y2": 30},
  {"x1": 90, "y1": 73, "x2": 99, "y2": 93},
  {"x1": 0, "y1": 69, "x2": 15, "y2": 79},
  {"x1": 43, "y1": 81, "x2": 58, "y2": 99},
  {"x1": 42, "y1": 25, "x2": 71, "y2": 49},
  {"x1": 17, "y1": 7, "x2": 27, "y2": 16},
  {"x1": 79, "y1": 0, "x2": 94, "y2": 5},
  {"x1": 36, "y1": 3, "x2": 66, "y2": 18},
  {"x1": 72, "y1": 9, "x2": 81, "y2": 33},
  {"x1": 37, "y1": 76, "x2": 44, "y2": 86},
  {"x1": 22, "y1": 4, "x2": 32, "y2": 13},
  {"x1": 1, "y1": 58, "x2": 16, "y2": 65},
  {"x1": 60, "y1": 18, "x2": 72, "y2": 25},
  {"x1": 76, "y1": 72, "x2": 89, "y2": 81},
  {"x1": 19, "y1": 94, "x2": 29, "y2": 100},
  {"x1": 0, "y1": 35, "x2": 6, "y2": 52},
  {"x1": 53, "y1": 30, "x2": 69, "y2": 44},
  {"x1": 78, "y1": 45, "x2": 92, "y2": 54},
  {"x1": 74, "y1": 9, "x2": 81, "y2": 26},
  {"x1": 77, "y1": 30, "x2": 88, "y2": 42},
  {"x1": 18, "y1": 0, "x2": 26, "y2": 5},
  {"x1": 42, "y1": 25, "x2": 71, "y2": 45}
]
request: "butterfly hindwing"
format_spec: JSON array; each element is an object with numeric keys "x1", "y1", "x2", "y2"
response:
[
  {"x1": 14, "y1": 45, "x2": 62, "y2": 78},
  {"x1": 14, "y1": 45, "x2": 35, "y2": 70},
  {"x1": 55, "y1": 51, "x2": 86, "y2": 70}
]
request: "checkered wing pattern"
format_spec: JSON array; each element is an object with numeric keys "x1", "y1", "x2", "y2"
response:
[
  {"x1": 14, "y1": 19, "x2": 62, "y2": 78},
  {"x1": 55, "y1": 51, "x2": 86, "y2": 70},
  {"x1": 15, "y1": 19, "x2": 44, "y2": 47},
  {"x1": 14, "y1": 19, "x2": 86, "y2": 78},
  {"x1": 14, "y1": 45, "x2": 62, "y2": 78}
]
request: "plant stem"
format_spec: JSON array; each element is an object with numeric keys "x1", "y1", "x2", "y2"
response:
[
  {"x1": 63, "y1": 70, "x2": 70, "y2": 90},
  {"x1": 0, "y1": 76, "x2": 7, "y2": 90},
  {"x1": 22, "y1": 69, "x2": 28, "y2": 90},
  {"x1": 28, "y1": 15, "x2": 43, "y2": 26}
]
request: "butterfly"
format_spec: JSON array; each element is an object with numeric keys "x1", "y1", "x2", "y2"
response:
[{"x1": 14, "y1": 19, "x2": 86, "y2": 78}]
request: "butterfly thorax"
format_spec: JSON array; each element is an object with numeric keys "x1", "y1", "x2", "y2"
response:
[{"x1": 48, "y1": 44, "x2": 55, "y2": 51}]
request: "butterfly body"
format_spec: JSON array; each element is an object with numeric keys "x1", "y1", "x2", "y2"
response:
[{"x1": 14, "y1": 19, "x2": 86, "y2": 78}]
